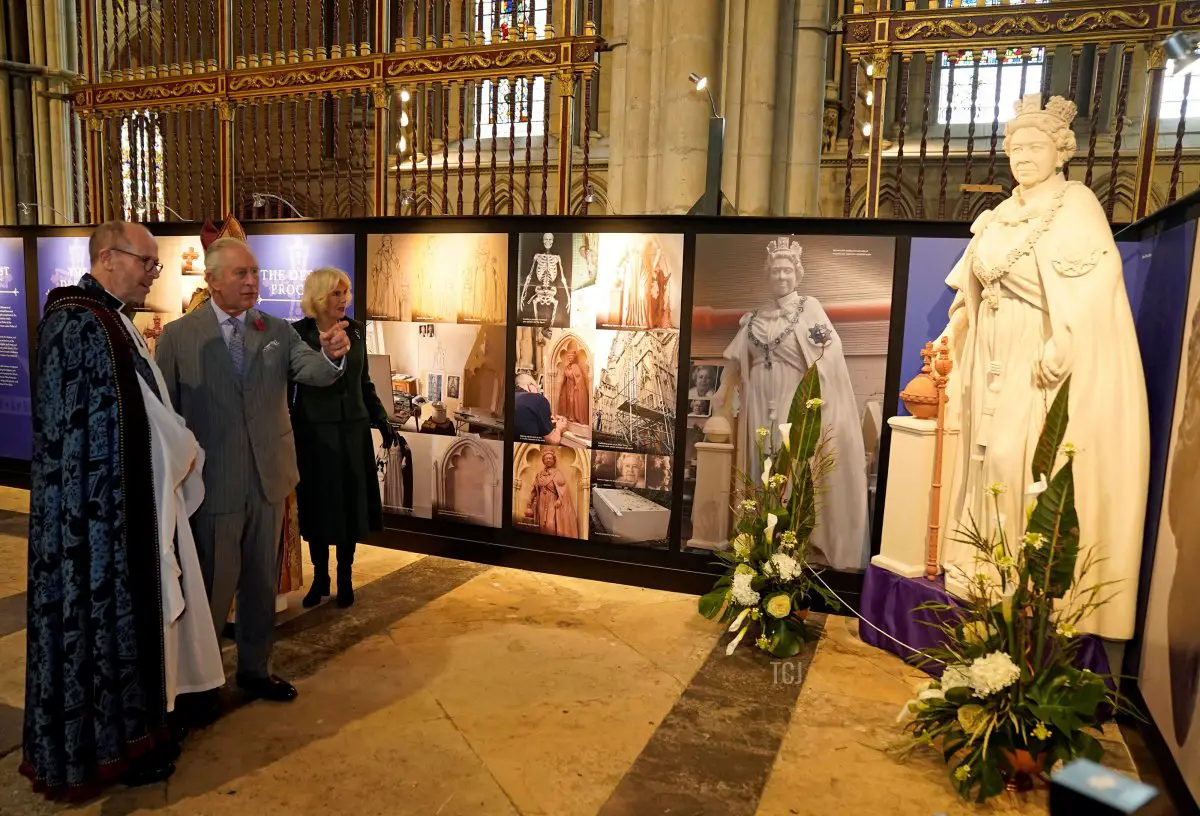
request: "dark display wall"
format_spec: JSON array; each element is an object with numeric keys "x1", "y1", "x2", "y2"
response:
[{"x1": 0, "y1": 217, "x2": 1020, "y2": 600}]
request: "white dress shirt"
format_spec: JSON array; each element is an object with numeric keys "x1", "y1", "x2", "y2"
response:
[{"x1": 210, "y1": 298, "x2": 343, "y2": 369}]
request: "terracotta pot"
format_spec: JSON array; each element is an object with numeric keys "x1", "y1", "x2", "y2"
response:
[
  {"x1": 1001, "y1": 749, "x2": 1047, "y2": 792},
  {"x1": 790, "y1": 599, "x2": 812, "y2": 623}
]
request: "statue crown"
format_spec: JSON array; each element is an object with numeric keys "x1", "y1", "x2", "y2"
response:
[
  {"x1": 766, "y1": 236, "x2": 802, "y2": 265},
  {"x1": 1011, "y1": 93, "x2": 1076, "y2": 128}
]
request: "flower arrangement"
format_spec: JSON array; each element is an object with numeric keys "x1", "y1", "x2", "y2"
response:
[
  {"x1": 698, "y1": 364, "x2": 840, "y2": 658},
  {"x1": 896, "y1": 375, "x2": 1133, "y2": 801}
]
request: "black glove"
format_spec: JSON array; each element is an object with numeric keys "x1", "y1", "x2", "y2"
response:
[{"x1": 377, "y1": 421, "x2": 396, "y2": 448}]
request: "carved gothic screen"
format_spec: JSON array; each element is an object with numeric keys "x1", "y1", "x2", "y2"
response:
[{"x1": 71, "y1": 0, "x2": 604, "y2": 224}]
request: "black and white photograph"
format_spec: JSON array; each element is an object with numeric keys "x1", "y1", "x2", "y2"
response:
[{"x1": 517, "y1": 232, "x2": 575, "y2": 328}]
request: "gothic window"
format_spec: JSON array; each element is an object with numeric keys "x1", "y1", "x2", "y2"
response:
[
  {"x1": 120, "y1": 111, "x2": 165, "y2": 221},
  {"x1": 936, "y1": 46, "x2": 1047, "y2": 126},
  {"x1": 475, "y1": 0, "x2": 550, "y2": 139},
  {"x1": 933, "y1": 0, "x2": 1050, "y2": 127}
]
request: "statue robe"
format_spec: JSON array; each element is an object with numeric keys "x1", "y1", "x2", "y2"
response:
[
  {"x1": 941, "y1": 177, "x2": 1149, "y2": 640},
  {"x1": 724, "y1": 292, "x2": 869, "y2": 571},
  {"x1": 22, "y1": 279, "x2": 171, "y2": 799}
]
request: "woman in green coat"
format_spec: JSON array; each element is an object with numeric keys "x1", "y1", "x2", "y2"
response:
[{"x1": 291, "y1": 267, "x2": 394, "y2": 608}]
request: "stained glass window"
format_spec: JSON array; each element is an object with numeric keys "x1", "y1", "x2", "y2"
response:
[
  {"x1": 120, "y1": 111, "x2": 165, "y2": 221},
  {"x1": 936, "y1": 47, "x2": 1047, "y2": 125},
  {"x1": 476, "y1": 0, "x2": 550, "y2": 139}
]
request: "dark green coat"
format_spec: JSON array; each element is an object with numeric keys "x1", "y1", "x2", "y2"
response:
[{"x1": 289, "y1": 317, "x2": 389, "y2": 545}]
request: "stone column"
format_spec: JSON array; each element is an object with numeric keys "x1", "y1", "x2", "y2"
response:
[
  {"x1": 649, "y1": 0, "x2": 721, "y2": 213},
  {"x1": 734, "y1": 0, "x2": 780, "y2": 215},
  {"x1": 688, "y1": 440, "x2": 736, "y2": 550},
  {"x1": 605, "y1": 0, "x2": 653, "y2": 214},
  {"x1": 783, "y1": 0, "x2": 830, "y2": 215},
  {"x1": 719, "y1": 0, "x2": 746, "y2": 206}
]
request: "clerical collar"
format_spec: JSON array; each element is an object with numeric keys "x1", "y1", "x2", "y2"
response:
[{"x1": 78, "y1": 273, "x2": 132, "y2": 317}]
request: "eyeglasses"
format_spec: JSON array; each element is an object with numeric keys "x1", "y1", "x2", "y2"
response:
[{"x1": 109, "y1": 247, "x2": 164, "y2": 274}]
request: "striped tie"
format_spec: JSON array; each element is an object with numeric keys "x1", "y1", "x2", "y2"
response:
[{"x1": 228, "y1": 317, "x2": 244, "y2": 377}]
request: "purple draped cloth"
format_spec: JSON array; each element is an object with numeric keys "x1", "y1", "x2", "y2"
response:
[{"x1": 858, "y1": 564, "x2": 1112, "y2": 679}]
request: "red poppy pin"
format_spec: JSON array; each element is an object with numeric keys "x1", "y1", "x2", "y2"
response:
[{"x1": 253, "y1": 316, "x2": 265, "y2": 331}]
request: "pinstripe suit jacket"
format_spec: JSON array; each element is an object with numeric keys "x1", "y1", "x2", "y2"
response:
[{"x1": 156, "y1": 304, "x2": 343, "y2": 514}]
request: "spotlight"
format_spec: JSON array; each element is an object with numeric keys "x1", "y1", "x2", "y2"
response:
[
  {"x1": 865, "y1": 90, "x2": 874, "y2": 106},
  {"x1": 400, "y1": 111, "x2": 410, "y2": 127},
  {"x1": 1164, "y1": 31, "x2": 1200, "y2": 77},
  {"x1": 687, "y1": 71, "x2": 719, "y2": 118},
  {"x1": 399, "y1": 88, "x2": 411, "y2": 102},
  {"x1": 584, "y1": 182, "x2": 595, "y2": 204},
  {"x1": 862, "y1": 122, "x2": 872, "y2": 137},
  {"x1": 398, "y1": 135, "x2": 407, "y2": 152}
]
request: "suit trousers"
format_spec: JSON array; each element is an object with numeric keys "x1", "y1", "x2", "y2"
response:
[{"x1": 192, "y1": 498, "x2": 284, "y2": 680}]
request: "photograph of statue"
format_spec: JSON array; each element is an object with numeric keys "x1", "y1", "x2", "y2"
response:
[
  {"x1": 595, "y1": 233, "x2": 682, "y2": 331},
  {"x1": 592, "y1": 330, "x2": 679, "y2": 455},
  {"x1": 690, "y1": 228, "x2": 895, "y2": 563},
  {"x1": 558, "y1": 350, "x2": 590, "y2": 425},
  {"x1": 720, "y1": 236, "x2": 870, "y2": 571},
  {"x1": 367, "y1": 234, "x2": 408, "y2": 320},
  {"x1": 937, "y1": 95, "x2": 1148, "y2": 639},
  {"x1": 380, "y1": 430, "x2": 433, "y2": 519},
  {"x1": 517, "y1": 232, "x2": 572, "y2": 327},
  {"x1": 513, "y1": 444, "x2": 590, "y2": 539}
]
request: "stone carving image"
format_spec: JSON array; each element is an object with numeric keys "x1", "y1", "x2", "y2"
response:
[
  {"x1": 937, "y1": 94, "x2": 1149, "y2": 639},
  {"x1": 519, "y1": 232, "x2": 571, "y2": 327},
  {"x1": 434, "y1": 437, "x2": 502, "y2": 528},
  {"x1": 721, "y1": 235, "x2": 867, "y2": 571},
  {"x1": 514, "y1": 445, "x2": 589, "y2": 539},
  {"x1": 460, "y1": 243, "x2": 505, "y2": 323},
  {"x1": 557, "y1": 349, "x2": 590, "y2": 425},
  {"x1": 367, "y1": 235, "x2": 408, "y2": 320}
]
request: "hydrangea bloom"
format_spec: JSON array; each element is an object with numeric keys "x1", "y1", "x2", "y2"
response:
[
  {"x1": 730, "y1": 572, "x2": 760, "y2": 607},
  {"x1": 967, "y1": 651, "x2": 1021, "y2": 697},
  {"x1": 770, "y1": 553, "x2": 802, "y2": 582}
]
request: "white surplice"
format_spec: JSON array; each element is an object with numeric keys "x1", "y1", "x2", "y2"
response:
[{"x1": 121, "y1": 313, "x2": 226, "y2": 711}]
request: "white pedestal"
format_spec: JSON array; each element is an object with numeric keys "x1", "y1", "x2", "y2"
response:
[
  {"x1": 871, "y1": 415, "x2": 959, "y2": 579},
  {"x1": 687, "y1": 440, "x2": 735, "y2": 551}
]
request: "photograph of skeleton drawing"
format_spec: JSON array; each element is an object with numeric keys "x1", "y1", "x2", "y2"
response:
[
  {"x1": 517, "y1": 232, "x2": 574, "y2": 328},
  {"x1": 592, "y1": 233, "x2": 683, "y2": 331},
  {"x1": 366, "y1": 232, "x2": 507, "y2": 324}
]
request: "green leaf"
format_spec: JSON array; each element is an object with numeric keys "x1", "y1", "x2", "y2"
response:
[
  {"x1": 1031, "y1": 374, "x2": 1071, "y2": 484},
  {"x1": 945, "y1": 685, "x2": 974, "y2": 706},
  {"x1": 775, "y1": 365, "x2": 822, "y2": 480},
  {"x1": 1072, "y1": 730, "x2": 1104, "y2": 762},
  {"x1": 1025, "y1": 459, "x2": 1080, "y2": 599},
  {"x1": 698, "y1": 589, "x2": 728, "y2": 620},
  {"x1": 769, "y1": 622, "x2": 803, "y2": 658}
]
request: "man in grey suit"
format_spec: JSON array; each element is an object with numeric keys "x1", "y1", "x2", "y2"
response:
[{"x1": 156, "y1": 236, "x2": 350, "y2": 705}]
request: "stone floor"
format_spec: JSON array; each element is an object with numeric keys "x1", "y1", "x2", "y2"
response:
[{"x1": 0, "y1": 486, "x2": 1161, "y2": 815}]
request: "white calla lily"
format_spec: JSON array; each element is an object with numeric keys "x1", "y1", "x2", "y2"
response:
[
  {"x1": 1025, "y1": 475, "x2": 1048, "y2": 498},
  {"x1": 726, "y1": 625, "x2": 750, "y2": 655},
  {"x1": 728, "y1": 607, "x2": 751, "y2": 633},
  {"x1": 778, "y1": 423, "x2": 793, "y2": 451},
  {"x1": 764, "y1": 513, "x2": 779, "y2": 545},
  {"x1": 761, "y1": 457, "x2": 773, "y2": 488}
]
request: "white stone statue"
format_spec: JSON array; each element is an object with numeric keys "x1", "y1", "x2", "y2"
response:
[
  {"x1": 937, "y1": 94, "x2": 1149, "y2": 640},
  {"x1": 721, "y1": 236, "x2": 868, "y2": 571}
]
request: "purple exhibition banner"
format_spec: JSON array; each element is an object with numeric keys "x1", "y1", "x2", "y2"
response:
[
  {"x1": 0, "y1": 238, "x2": 32, "y2": 460},
  {"x1": 247, "y1": 234, "x2": 356, "y2": 322},
  {"x1": 36, "y1": 236, "x2": 91, "y2": 315},
  {"x1": 899, "y1": 237, "x2": 1149, "y2": 416}
]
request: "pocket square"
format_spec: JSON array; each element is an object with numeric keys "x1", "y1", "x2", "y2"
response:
[{"x1": 264, "y1": 339, "x2": 280, "y2": 352}]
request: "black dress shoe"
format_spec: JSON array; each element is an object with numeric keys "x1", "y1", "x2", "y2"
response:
[
  {"x1": 120, "y1": 756, "x2": 176, "y2": 787},
  {"x1": 236, "y1": 674, "x2": 298, "y2": 702}
]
